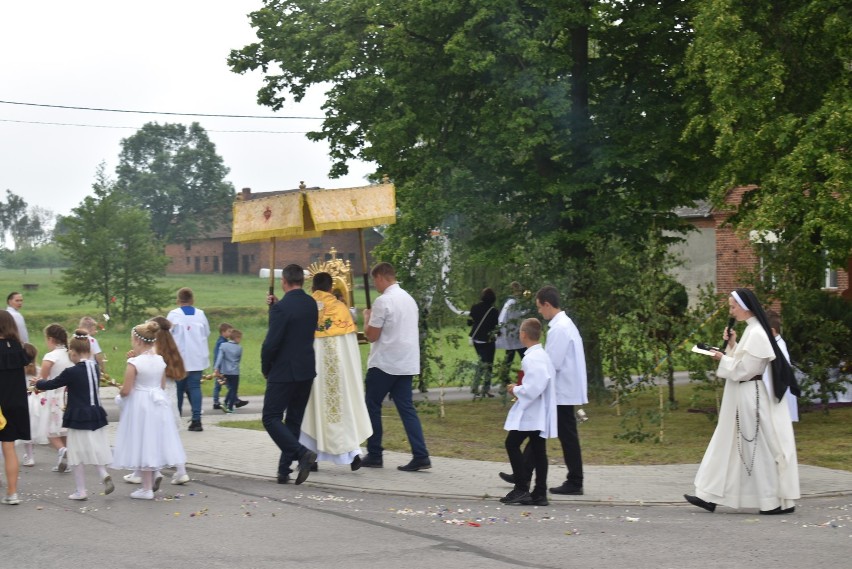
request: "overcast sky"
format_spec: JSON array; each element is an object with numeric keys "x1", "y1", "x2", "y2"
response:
[{"x1": 0, "y1": 1, "x2": 374, "y2": 219}]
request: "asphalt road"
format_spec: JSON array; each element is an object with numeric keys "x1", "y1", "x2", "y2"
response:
[{"x1": 3, "y1": 449, "x2": 850, "y2": 569}]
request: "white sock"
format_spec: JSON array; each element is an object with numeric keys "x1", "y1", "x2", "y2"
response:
[
  {"x1": 96, "y1": 465, "x2": 109, "y2": 479},
  {"x1": 73, "y1": 464, "x2": 86, "y2": 495},
  {"x1": 141, "y1": 470, "x2": 153, "y2": 491},
  {"x1": 175, "y1": 464, "x2": 187, "y2": 477}
]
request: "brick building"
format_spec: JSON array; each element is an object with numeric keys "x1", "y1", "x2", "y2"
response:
[
  {"x1": 671, "y1": 186, "x2": 850, "y2": 304},
  {"x1": 164, "y1": 186, "x2": 384, "y2": 276}
]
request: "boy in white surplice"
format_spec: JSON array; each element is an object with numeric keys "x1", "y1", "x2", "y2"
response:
[{"x1": 499, "y1": 318, "x2": 558, "y2": 507}]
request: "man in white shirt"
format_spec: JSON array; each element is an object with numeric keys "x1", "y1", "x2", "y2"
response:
[
  {"x1": 536, "y1": 285, "x2": 587, "y2": 495},
  {"x1": 5, "y1": 292, "x2": 28, "y2": 343},
  {"x1": 167, "y1": 287, "x2": 211, "y2": 432},
  {"x1": 361, "y1": 262, "x2": 431, "y2": 471}
]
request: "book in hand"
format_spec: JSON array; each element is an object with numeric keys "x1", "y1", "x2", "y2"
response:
[{"x1": 691, "y1": 342, "x2": 721, "y2": 356}]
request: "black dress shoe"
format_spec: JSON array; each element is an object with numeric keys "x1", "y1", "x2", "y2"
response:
[
  {"x1": 760, "y1": 506, "x2": 795, "y2": 515},
  {"x1": 684, "y1": 494, "x2": 716, "y2": 513},
  {"x1": 235, "y1": 400, "x2": 249, "y2": 408},
  {"x1": 295, "y1": 450, "x2": 317, "y2": 485},
  {"x1": 499, "y1": 472, "x2": 516, "y2": 485},
  {"x1": 500, "y1": 488, "x2": 531, "y2": 504},
  {"x1": 360, "y1": 455, "x2": 383, "y2": 468},
  {"x1": 350, "y1": 455, "x2": 362, "y2": 471},
  {"x1": 188, "y1": 420, "x2": 203, "y2": 432},
  {"x1": 212, "y1": 403, "x2": 222, "y2": 410},
  {"x1": 277, "y1": 474, "x2": 290, "y2": 484},
  {"x1": 310, "y1": 462, "x2": 319, "y2": 472},
  {"x1": 397, "y1": 458, "x2": 432, "y2": 471},
  {"x1": 550, "y1": 483, "x2": 584, "y2": 495},
  {"x1": 520, "y1": 494, "x2": 549, "y2": 506}
]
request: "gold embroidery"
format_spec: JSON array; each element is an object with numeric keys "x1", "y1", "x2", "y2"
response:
[{"x1": 321, "y1": 339, "x2": 342, "y2": 423}]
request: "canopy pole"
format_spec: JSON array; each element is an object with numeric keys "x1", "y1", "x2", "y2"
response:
[
  {"x1": 359, "y1": 228, "x2": 372, "y2": 309},
  {"x1": 269, "y1": 237, "x2": 276, "y2": 296}
]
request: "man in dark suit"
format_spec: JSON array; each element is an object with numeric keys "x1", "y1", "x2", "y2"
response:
[{"x1": 261, "y1": 264, "x2": 319, "y2": 485}]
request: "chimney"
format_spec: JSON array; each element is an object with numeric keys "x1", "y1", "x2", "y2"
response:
[{"x1": 241, "y1": 187, "x2": 251, "y2": 201}]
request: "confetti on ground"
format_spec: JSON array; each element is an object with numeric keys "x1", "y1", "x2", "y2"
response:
[{"x1": 189, "y1": 508, "x2": 209, "y2": 518}]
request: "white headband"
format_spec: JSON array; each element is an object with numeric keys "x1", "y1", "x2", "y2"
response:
[{"x1": 730, "y1": 290, "x2": 749, "y2": 311}]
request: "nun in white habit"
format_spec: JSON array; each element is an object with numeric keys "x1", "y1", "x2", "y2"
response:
[{"x1": 685, "y1": 288, "x2": 801, "y2": 515}]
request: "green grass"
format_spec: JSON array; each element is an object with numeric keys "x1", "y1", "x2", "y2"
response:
[{"x1": 221, "y1": 385, "x2": 852, "y2": 471}]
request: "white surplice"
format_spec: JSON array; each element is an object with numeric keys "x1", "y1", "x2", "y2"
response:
[{"x1": 694, "y1": 317, "x2": 800, "y2": 511}]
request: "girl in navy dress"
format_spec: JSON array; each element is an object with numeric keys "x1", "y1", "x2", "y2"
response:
[{"x1": 34, "y1": 329, "x2": 113, "y2": 500}]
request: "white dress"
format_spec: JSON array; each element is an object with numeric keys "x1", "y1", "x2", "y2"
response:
[
  {"x1": 41, "y1": 347, "x2": 73, "y2": 439},
  {"x1": 299, "y1": 333, "x2": 372, "y2": 464},
  {"x1": 111, "y1": 353, "x2": 187, "y2": 470},
  {"x1": 693, "y1": 317, "x2": 800, "y2": 511}
]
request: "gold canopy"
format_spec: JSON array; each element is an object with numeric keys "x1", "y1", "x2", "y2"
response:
[{"x1": 231, "y1": 182, "x2": 396, "y2": 244}]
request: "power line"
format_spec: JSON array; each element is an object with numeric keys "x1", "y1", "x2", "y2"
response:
[
  {"x1": 0, "y1": 118, "x2": 310, "y2": 134},
  {"x1": 0, "y1": 99, "x2": 324, "y2": 120}
]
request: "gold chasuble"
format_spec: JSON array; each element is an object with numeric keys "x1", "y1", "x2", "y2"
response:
[{"x1": 312, "y1": 290, "x2": 356, "y2": 338}]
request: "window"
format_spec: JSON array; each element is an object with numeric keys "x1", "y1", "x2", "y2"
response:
[
  {"x1": 186, "y1": 257, "x2": 190, "y2": 265},
  {"x1": 824, "y1": 267, "x2": 839, "y2": 289},
  {"x1": 204, "y1": 256, "x2": 209, "y2": 263}
]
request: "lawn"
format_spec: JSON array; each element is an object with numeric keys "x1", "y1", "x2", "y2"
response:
[{"x1": 222, "y1": 385, "x2": 852, "y2": 471}]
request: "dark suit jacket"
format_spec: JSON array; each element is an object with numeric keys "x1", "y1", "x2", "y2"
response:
[{"x1": 261, "y1": 288, "x2": 318, "y2": 383}]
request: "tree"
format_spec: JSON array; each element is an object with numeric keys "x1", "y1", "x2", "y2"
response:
[
  {"x1": 230, "y1": 1, "x2": 709, "y2": 393},
  {"x1": 56, "y1": 166, "x2": 171, "y2": 322},
  {"x1": 229, "y1": 1, "x2": 705, "y2": 261},
  {"x1": 115, "y1": 122, "x2": 235, "y2": 243},
  {"x1": 682, "y1": 0, "x2": 852, "y2": 281},
  {"x1": 0, "y1": 190, "x2": 53, "y2": 249}
]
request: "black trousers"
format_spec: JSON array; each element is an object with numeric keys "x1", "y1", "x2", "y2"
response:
[
  {"x1": 262, "y1": 379, "x2": 314, "y2": 475},
  {"x1": 522, "y1": 404, "x2": 584, "y2": 486},
  {"x1": 506, "y1": 430, "x2": 548, "y2": 494}
]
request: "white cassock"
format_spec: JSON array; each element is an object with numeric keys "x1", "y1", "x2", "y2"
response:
[{"x1": 504, "y1": 344, "x2": 558, "y2": 438}]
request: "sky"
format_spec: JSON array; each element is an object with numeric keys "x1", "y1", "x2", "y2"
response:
[{"x1": 0, "y1": 1, "x2": 374, "y2": 220}]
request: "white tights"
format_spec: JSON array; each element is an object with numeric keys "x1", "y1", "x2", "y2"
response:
[{"x1": 73, "y1": 464, "x2": 109, "y2": 495}]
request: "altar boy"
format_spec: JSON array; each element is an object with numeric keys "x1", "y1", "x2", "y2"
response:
[{"x1": 500, "y1": 318, "x2": 558, "y2": 506}]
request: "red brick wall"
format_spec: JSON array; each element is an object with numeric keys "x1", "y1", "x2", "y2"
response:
[
  {"x1": 165, "y1": 229, "x2": 382, "y2": 276},
  {"x1": 713, "y1": 185, "x2": 849, "y2": 298}
]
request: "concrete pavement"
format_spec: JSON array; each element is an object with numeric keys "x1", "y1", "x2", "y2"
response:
[{"x1": 93, "y1": 387, "x2": 852, "y2": 507}]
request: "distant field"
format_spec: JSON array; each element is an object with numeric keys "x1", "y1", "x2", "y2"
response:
[{"x1": 1, "y1": 268, "x2": 471, "y2": 394}]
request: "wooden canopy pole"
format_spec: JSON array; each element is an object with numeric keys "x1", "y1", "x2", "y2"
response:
[
  {"x1": 268, "y1": 237, "x2": 276, "y2": 296},
  {"x1": 359, "y1": 228, "x2": 372, "y2": 309}
]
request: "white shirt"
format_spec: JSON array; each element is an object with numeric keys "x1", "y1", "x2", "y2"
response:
[
  {"x1": 367, "y1": 283, "x2": 420, "y2": 375},
  {"x1": 494, "y1": 296, "x2": 525, "y2": 351},
  {"x1": 167, "y1": 305, "x2": 211, "y2": 371},
  {"x1": 545, "y1": 311, "x2": 588, "y2": 405},
  {"x1": 504, "y1": 344, "x2": 558, "y2": 437},
  {"x1": 6, "y1": 306, "x2": 28, "y2": 344},
  {"x1": 88, "y1": 336, "x2": 103, "y2": 357}
]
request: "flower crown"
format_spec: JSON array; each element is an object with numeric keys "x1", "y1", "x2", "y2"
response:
[{"x1": 132, "y1": 327, "x2": 156, "y2": 343}]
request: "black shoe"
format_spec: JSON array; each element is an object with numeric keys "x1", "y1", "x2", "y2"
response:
[
  {"x1": 550, "y1": 482, "x2": 583, "y2": 495},
  {"x1": 397, "y1": 458, "x2": 432, "y2": 472},
  {"x1": 760, "y1": 506, "x2": 795, "y2": 515},
  {"x1": 235, "y1": 400, "x2": 249, "y2": 408},
  {"x1": 684, "y1": 494, "x2": 717, "y2": 513},
  {"x1": 295, "y1": 450, "x2": 317, "y2": 485},
  {"x1": 520, "y1": 494, "x2": 549, "y2": 506},
  {"x1": 484, "y1": 392, "x2": 495, "y2": 398},
  {"x1": 310, "y1": 462, "x2": 319, "y2": 472},
  {"x1": 188, "y1": 420, "x2": 203, "y2": 432},
  {"x1": 499, "y1": 471, "x2": 516, "y2": 485},
  {"x1": 212, "y1": 403, "x2": 222, "y2": 410},
  {"x1": 350, "y1": 455, "x2": 362, "y2": 471},
  {"x1": 500, "y1": 488, "x2": 531, "y2": 504},
  {"x1": 360, "y1": 455, "x2": 383, "y2": 468},
  {"x1": 277, "y1": 473, "x2": 290, "y2": 484}
]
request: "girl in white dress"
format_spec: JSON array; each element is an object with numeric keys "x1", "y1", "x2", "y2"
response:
[
  {"x1": 37, "y1": 324, "x2": 74, "y2": 472},
  {"x1": 20, "y1": 343, "x2": 39, "y2": 467},
  {"x1": 111, "y1": 322, "x2": 188, "y2": 500},
  {"x1": 122, "y1": 316, "x2": 190, "y2": 487},
  {"x1": 34, "y1": 330, "x2": 113, "y2": 500}
]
